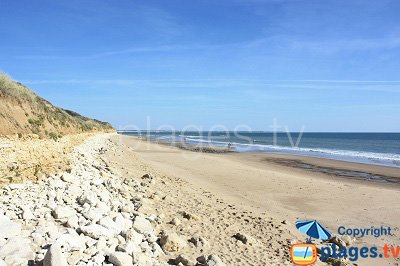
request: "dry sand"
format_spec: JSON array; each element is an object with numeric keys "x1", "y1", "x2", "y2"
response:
[
  {"x1": 0, "y1": 133, "x2": 92, "y2": 184},
  {"x1": 109, "y1": 135, "x2": 400, "y2": 266}
]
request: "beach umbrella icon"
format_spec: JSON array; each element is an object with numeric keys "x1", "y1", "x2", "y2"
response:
[{"x1": 296, "y1": 220, "x2": 332, "y2": 242}]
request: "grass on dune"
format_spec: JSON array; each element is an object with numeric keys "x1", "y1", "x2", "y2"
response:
[
  {"x1": 0, "y1": 73, "x2": 113, "y2": 134},
  {"x1": 0, "y1": 73, "x2": 37, "y2": 102}
]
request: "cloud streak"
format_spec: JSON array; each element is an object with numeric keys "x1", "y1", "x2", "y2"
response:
[
  {"x1": 289, "y1": 36, "x2": 400, "y2": 53},
  {"x1": 15, "y1": 43, "x2": 234, "y2": 60},
  {"x1": 15, "y1": 34, "x2": 400, "y2": 60},
  {"x1": 21, "y1": 78, "x2": 400, "y2": 93}
]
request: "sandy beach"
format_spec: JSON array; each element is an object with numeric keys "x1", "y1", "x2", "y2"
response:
[
  {"x1": 112, "y1": 134, "x2": 400, "y2": 265},
  {"x1": 0, "y1": 133, "x2": 398, "y2": 265}
]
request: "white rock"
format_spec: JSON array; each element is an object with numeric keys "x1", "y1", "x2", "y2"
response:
[
  {"x1": 98, "y1": 190, "x2": 111, "y2": 202},
  {"x1": 84, "y1": 235, "x2": 97, "y2": 248},
  {"x1": 108, "y1": 237, "x2": 119, "y2": 246},
  {"x1": 100, "y1": 216, "x2": 121, "y2": 235},
  {"x1": 108, "y1": 252, "x2": 133, "y2": 266},
  {"x1": 49, "y1": 179, "x2": 66, "y2": 189},
  {"x1": 114, "y1": 213, "x2": 133, "y2": 232},
  {"x1": 46, "y1": 223, "x2": 62, "y2": 240},
  {"x1": 0, "y1": 214, "x2": 21, "y2": 238},
  {"x1": 91, "y1": 178, "x2": 104, "y2": 186},
  {"x1": 32, "y1": 232, "x2": 45, "y2": 247},
  {"x1": 92, "y1": 251, "x2": 105, "y2": 264},
  {"x1": 85, "y1": 246, "x2": 98, "y2": 256},
  {"x1": 124, "y1": 230, "x2": 143, "y2": 247},
  {"x1": 43, "y1": 244, "x2": 68, "y2": 266},
  {"x1": 0, "y1": 259, "x2": 6, "y2": 266},
  {"x1": 4, "y1": 210, "x2": 17, "y2": 220},
  {"x1": 52, "y1": 206, "x2": 76, "y2": 219},
  {"x1": 47, "y1": 198, "x2": 57, "y2": 210},
  {"x1": 61, "y1": 173, "x2": 78, "y2": 183},
  {"x1": 78, "y1": 191, "x2": 99, "y2": 206},
  {"x1": 152, "y1": 243, "x2": 165, "y2": 257},
  {"x1": 56, "y1": 189, "x2": 64, "y2": 202},
  {"x1": 110, "y1": 200, "x2": 122, "y2": 212},
  {"x1": 82, "y1": 208, "x2": 107, "y2": 222},
  {"x1": 133, "y1": 252, "x2": 153, "y2": 265},
  {"x1": 117, "y1": 240, "x2": 141, "y2": 255},
  {"x1": 0, "y1": 237, "x2": 34, "y2": 265},
  {"x1": 97, "y1": 201, "x2": 111, "y2": 212},
  {"x1": 67, "y1": 251, "x2": 84, "y2": 265},
  {"x1": 54, "y1": 231, "x2": 86, "y2": 252},
  {"x1": 80, "y1": 224, "x2": 115, "y2": 239},
  {"x1": 133, "y1": 216, "x2": 153, "y2": 235},
  {"x1": 96, "y1": 237, "x2": 107, "y2": 250},
  {"x1": 22, "y1": 206, "x2": 35, "y2": 220},
  {"x1": 66, "y1": 215, "x2": 79, "y2": 229},
  {"x1": 121, "y1": 203, "x2": 135, "y2": 213},
  {"x1": 64, "y1": 185, "x2": 83, "y2": 200},
  {"x1": 159, "y1": 231, "x2": 187, "y2": 252}
]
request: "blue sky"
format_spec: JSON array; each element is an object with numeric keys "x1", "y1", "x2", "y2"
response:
[{"x1": 1, "y1": 0, "x2": 400, "y2": 131}]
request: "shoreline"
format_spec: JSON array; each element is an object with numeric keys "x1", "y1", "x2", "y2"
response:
[
  {"x1": 127, "y1": 135, "x2": 400, "y2": 186},
  {"x1": 119, "y1": 132, "x2": 400, "y2": 169}
]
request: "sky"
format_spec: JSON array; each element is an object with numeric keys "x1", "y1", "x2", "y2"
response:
[{"x1": 1, "y1": 0, "x2": 400, "y2": 132}]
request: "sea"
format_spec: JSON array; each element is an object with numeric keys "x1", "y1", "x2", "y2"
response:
[{"x1": 118, "y1": 131, "x2": 400, "y2": 168}]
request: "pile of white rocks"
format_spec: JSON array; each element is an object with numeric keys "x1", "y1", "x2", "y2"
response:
[{"x1": 0, "y1": 134, "x2": 167, "y2": 266}]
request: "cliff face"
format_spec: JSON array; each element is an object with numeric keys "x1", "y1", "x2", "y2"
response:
[{"x1": 0, "y1": 74, "x2": 114, "y2": 137}]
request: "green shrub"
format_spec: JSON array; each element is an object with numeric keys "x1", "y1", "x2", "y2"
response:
[
  {"x1": 27, "y1": 116, "x2": 44, "y2": 127},
  {"x1": 48, "y1": 132, "x2": 58, "y2": 141}
]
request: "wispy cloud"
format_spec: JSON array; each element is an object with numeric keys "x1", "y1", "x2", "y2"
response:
[
  {"x1": 289, "y1": 36, "x2": 400, "y2": 53},
  {"x1": 336, "y1": 103, "x2": 400, "y2": 109},
  {"x1": 21, "y1": 78, "x2": 400, "y2": 93},
  {"x1": 15, "y1": 42, "x2": 234, "y2": 60},
  {"x1": 14, "y1": 55, "x2": 70, "y2": 60},
  {"x1": 238, "y1": 34, "x2": 400, "y2": 54},
  {"x1": 88, "y1": 43, "x2": 229, "y2": 58},
  {"x1": 16, "y1": 33, "x2": 400, "y2": 60}
]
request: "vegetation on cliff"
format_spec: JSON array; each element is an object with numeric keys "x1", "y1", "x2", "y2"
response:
[{"x1": 0, "y1": 73, "x2": 113, "y2": 137}]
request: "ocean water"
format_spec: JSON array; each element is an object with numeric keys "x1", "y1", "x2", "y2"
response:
[{"x1": 118, "y1": 131, "x2": 400, "y2": 168}]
